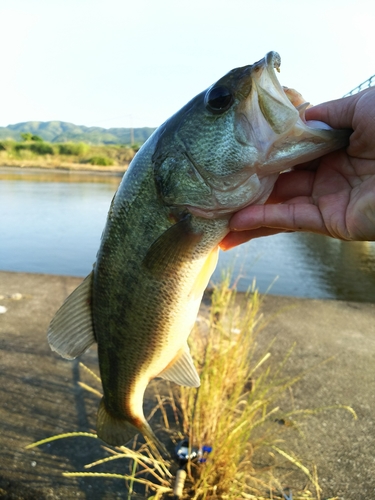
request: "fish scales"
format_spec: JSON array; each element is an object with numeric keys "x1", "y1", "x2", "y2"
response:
[{"x1": 47, "y1": 51, "x2": 350, "y2": 453}]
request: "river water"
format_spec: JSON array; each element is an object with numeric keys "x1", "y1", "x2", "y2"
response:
[{"x1": 1, "y1": 167, "x2": 375, "y2": 302}]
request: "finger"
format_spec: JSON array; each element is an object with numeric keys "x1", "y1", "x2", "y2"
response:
[
  {"x1": 305, "y1": 96, "x2": 354, "y2": 128},
  {"x1": 229, "y1": 203, "x2": 330, "y2": 236},
  {"x1": 220, "y1": 228, "x2": 287, "y2": 250},
  {"x1": 266, "y1": 170, "x2": 315, "y2": 203},
  {"x1": 305, "y1": 93, "x2": 359, "y2": 129}
]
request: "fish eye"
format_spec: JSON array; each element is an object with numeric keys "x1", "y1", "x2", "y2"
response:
[{"x1": 205, "y1": 86, "x2": 234, "y2": 115}]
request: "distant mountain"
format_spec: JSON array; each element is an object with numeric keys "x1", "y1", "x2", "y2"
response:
[{"x1": 0, "y1": 121, "x2": 156, "y2": 145}]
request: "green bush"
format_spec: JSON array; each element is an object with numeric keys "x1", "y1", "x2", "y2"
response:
[
  {"x1": 31, "y1": 134, "x2": 43, "y2": 142},
  {"x1": 20, "y1": 132, "x2": 33, "y2": 141},
  {"x1": 14, "y1": 144, "x2": 28, "y2": 152},
  {"x1": 15, "y1": 142, "x2": 54, "y2": 155},
  {"x1": 58, "y1": 142, "x2": 90, "y2": 156},
  {"x1": 20, "y1": 133, "x2": 43, "y2": 142},
  {"x1": 88, "y1": 156, "x2": 114, "y2": 166},
  {"x1": 0, "y1": 142, "x2": 6, "y2": 151},
  {"x1": 29, "y1": 142, "x2": 54, "y2": 154}
]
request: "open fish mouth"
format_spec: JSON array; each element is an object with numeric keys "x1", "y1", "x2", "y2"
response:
[
  {"x1": 234, "y1": 50, "x2": 347, "y2": 177},
  {"x1": 247, "y1": 50, "x2": 302, "y2": 137},
  {"x1": 251, "y1": 51, "x2": 330, "y2": 133}
]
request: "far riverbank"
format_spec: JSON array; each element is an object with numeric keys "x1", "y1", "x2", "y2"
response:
[
  {"x1": 0, "y1": 137, "x2": 135, "y2": 173},
  {"x1": 0, "y1": 162, "x2": 128, "y2": 175}
]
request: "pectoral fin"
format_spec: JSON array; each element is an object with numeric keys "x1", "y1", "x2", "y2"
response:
[
  {"x1": 47, "y1": 272, "x2": 96, "y2": 359},
  {"x1": 189, "y1": 246, "x2": 219, "y2": 301},
  {"x1": 158, "y1": 345, "x2": 200, "y2": 387},
  {"x1": 142, "y1": 215, "x2": 202, "y2": 278}
]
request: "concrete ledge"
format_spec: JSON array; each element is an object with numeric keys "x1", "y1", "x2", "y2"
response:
[{"x1": 0, "y1": 271, "x2": 374, "y2": 499}]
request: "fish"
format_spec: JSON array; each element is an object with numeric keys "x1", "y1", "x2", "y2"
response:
[{"x1": 47, "y1": 51, "x2": 349, "y2": 453}]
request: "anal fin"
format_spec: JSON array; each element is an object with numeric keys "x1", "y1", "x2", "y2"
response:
[
  {"x1": 158, "y1": 345, "x2": 200, "y2": 388},
  {"x1": 47, "y1": 272, "x2": 96, "y2": 359}
]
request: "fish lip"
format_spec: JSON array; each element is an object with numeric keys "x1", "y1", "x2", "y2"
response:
[
  {"x1": 249, "y1": 51, "x2": 300, "y2": 133},
  {"x1": 252, "y1": 51, "x2": 282, "y2": 89},
  {"x1": 250, "y1": 51, "x2": 286, "y2": 103}
]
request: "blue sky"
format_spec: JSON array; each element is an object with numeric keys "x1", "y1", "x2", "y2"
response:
[{"x1": 1, "y1": 0, "x2": 374, "y2": 129}]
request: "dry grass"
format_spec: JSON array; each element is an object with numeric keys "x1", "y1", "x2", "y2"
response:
[{"x1": 164, "y1": 275, "x2": 338, "y2": 499}]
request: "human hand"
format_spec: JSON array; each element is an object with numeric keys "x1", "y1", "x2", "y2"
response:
[{"x1": 221, "y1": 88, "x2": 375, "y2": 250}]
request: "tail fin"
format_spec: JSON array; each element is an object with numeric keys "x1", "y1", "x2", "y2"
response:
[{"x1": 96, "y1": 398, "x2": 169, "y2": 457}]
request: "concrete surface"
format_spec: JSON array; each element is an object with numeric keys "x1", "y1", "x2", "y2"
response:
[{"x1": 0, "y1": 271, "x2": 374, "y2": 499}]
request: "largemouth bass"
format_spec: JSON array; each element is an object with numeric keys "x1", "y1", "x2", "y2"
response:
[{"x1": 48, "y1": 52, "x2": 349, "y2": 452}]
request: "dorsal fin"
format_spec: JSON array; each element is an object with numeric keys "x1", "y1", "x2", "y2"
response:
[{"x1": 47, "y1": 272, "x2": 96, "y2": 359}]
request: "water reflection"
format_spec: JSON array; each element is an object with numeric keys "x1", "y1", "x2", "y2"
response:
[
  {"x1": 213, "y1": 233, "x2": 375, "y2": 302},
  {"x1": 296, "y1": 233, "x2": 375, "y2": 302},
  {"x1": 1, "y1": 168, "x2": 375, "y2": 302}
]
